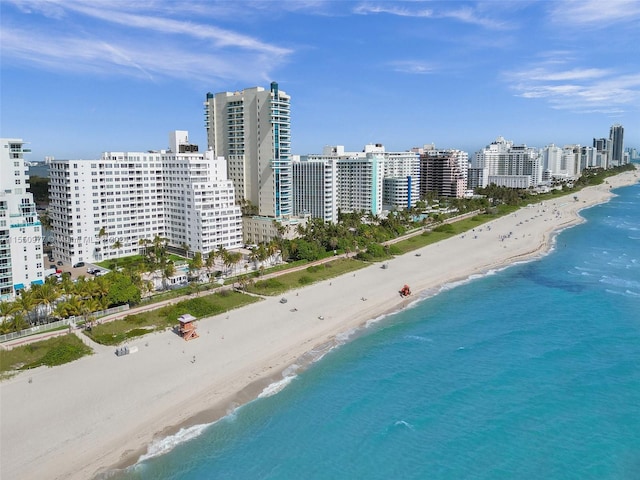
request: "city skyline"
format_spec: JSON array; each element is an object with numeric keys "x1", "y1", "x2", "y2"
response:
[{"x1": 1, "y1": 0, "x2": 639, "y2": 161}]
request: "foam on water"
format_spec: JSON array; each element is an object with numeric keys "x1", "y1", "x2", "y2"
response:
[
  {"x1": 137, "y1": 423, "x2": 210, "y2": 463},
  {"x1": 258, "y1": 374, "x2": 298, "y2": 398}
]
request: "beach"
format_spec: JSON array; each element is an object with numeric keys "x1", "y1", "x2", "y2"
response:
[{"x1": 1, "y1": 168, "x2": 638, "y2": 480}]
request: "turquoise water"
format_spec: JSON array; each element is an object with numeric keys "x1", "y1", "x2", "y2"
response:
[{"x1": 109, "y1": 182, "x2": 640, "y2": 480}]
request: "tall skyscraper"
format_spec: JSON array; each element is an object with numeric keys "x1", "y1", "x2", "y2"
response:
[
  {"x1": 204, "y1": 82, "x2": 292, "y2": 219},
  {"x1": 0, "y1": 138, "x2": 45, "y2": 300},
  {"x1": 609, "y1": 124, "x2": 624, "y2": 166}
]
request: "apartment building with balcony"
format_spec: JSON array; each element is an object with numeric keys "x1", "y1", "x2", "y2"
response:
[
  {"x1": 204, "y1": 82, "x2": 292, "y2": 218},
  {"x1": 48, "y1": 131, "x2": 242, "y2": 266},
  {"x1": 292, "y1": 156, "x2": 338, "y2": 223},
  {"x1": 473, "y1": 136, "x2": 542, "y2": 188},
  {"x1": 0, "y1": 138, "x2": 45, "y2": 300},
  {"x1": 414, "y1": 145, "x2": 468, "y2": 198}
]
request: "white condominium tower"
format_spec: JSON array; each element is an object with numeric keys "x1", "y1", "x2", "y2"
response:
[
  {"x1": 541, "y1": 144, "x2": 580, "y2": 180},
  {"x1": 204, "y1": 82, "x2": 292, "y2": 219},
  {"x1": 0, "y1": 138, "x2": 45, "y2": 300},
  {"x1": 473, "y1": 136, "x2": 542, "y2": 188},
  {"x1": 48, "y1": 131, "x2": 242, "y2": 266},
  {"x1": 297, "y1": 144, "x2": 419, "y2": 218},
  {"x1": 292, "y1": 156, "x2": 338, "y2": 223}
]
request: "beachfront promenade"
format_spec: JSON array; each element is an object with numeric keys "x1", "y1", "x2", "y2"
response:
[{"x1": 0, "y1": 168, "x2": 637, "y2": 480}]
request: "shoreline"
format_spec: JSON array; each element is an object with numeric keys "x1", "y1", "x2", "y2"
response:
[{"x1": 1, "y1": 167, "x2": 637, "y2": 480}]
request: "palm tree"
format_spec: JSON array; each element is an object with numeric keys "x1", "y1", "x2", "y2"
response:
[
  {"x1": 111, "y1": 239, "x2": 123, "y2": 270},
  {"x1": 57, "y1": 296, "x2": 84, "y2": 319},
  {"x1": 5, "y1": 312, "x2": 29, "y2": 333},
  {"x1": 59, "y1": 275, "x2": 76, "y2": 296},
  {"x1": 266, "y1": 241, "x2": 278, "y2": 266},
  {"x1": 162, "y1": 261, "x2": 176, "y2": 290},
  {"x1": 188, "y1": 251, "x2": 204, "y2": 294},
  {"x1": 215, "y1": 244, "x2": 228, "y2": 267},
  {"x1": 248, "y1": 247, "x2": 259, "y2": 270},
  {"x1": 138, "y1": 237, "x2": 150, "y2": 256},
  {"x1": 0, "y1": 300, "x2": 18, "y2": 331},
  {"x1": 226, "y1": 251, "x2": 242, "y2": 276},
  {"x1": 188, "y1": 251, "x2": 203, "y2": 280},
  {"x1": 15, "y1": 290, "x2": 36, "y2": 326},
  {"x1": 205, "y1": 249, "x2": 216, "y2": 279},
  {"x1": 32, "y1": 282, "x2": 60, "y2": 323}
]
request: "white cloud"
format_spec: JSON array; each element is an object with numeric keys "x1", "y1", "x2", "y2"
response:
[
  {"x1": 0, "y1": 25, "x2": 282, "y2": 85},
  {"x1": 354, "y1": 3, "x2": 434, "y2": 18},
  {"x1": 504, "y1": 59, "x2": 640, "y2": 113},
  {"x1": 0, "y1": 0, "x2": 293, "y2": 85},
  {"x1": 354, "y1": 1, "x2": 512, "y2": 29},
  {"x1": 548, "y1": 0, "x2": 640, "y2": 26},
  {"x1": 390, "y1": 60, "x2": 439, "y2": 75}
]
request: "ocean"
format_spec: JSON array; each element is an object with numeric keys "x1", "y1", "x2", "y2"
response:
[
  {"x1": 108, "y1": 182, "x2": 640, "y2": 480},
  {"x1": 28, "y1": 162, "x2": 50, "y2": 178}
]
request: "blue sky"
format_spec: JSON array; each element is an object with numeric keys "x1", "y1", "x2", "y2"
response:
[{"x1": 1, "y1": 0, "x2": 639, "y2": 161}]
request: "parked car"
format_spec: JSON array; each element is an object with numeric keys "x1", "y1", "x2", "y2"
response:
[
  {"x1": 73, "y1": 262, "x2": 85, "y2": 268},
  {"x1": 49, "y1": 264, "x2": 56, "y2": 269},
  {"x1": 57, "y1": 261, "x2": 64, "y2": 266}
]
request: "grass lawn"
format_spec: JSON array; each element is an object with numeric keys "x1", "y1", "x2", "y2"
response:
[
  {"x1": 245, "y1": 258, "x2": 369, "y2": 296},
  {"x1": 391, "y1": 206, "x2": 519, "y2": 255},
  {"x1": 96, "y1": 253, "x2": 186, "y2": 270},
  {"x1": 0, "y1": 334, "x2": 93, "y2": 378},
  {"x1": 85, "y1": 290, "x2": 260, "y2": 345}
]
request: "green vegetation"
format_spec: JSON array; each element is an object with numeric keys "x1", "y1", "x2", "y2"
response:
[
  {"x1": 0, "y1": 334, "x2": 92, "y2": 377},
  {"x1": 84, "y1": 290, "x2": 260, "y2": 345},
  {"x1": 28, "y1": 175, "x2": 49, "y2": 205},
  {"x1": 246, "y1": 258, "x2": 368, "y2": 296}
]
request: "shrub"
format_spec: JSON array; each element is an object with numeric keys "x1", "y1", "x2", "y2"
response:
[
  {"x1": 298, "y1": 275, "x2": 313, "y2": 285},
  {"x1": 433, "y1": 223, "x2": 454, "y2": 233},
  {"x1": 24, "y1": 338, "x2": 92, "y2": 368}
]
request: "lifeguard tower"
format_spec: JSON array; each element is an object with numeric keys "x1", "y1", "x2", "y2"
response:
[{"x1": 178, "y1": 314, "x2": 199, "y2": 341}]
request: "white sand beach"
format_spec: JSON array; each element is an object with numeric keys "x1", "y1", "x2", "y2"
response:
[{"x1": 1, "y1": 168, "x2": 638, "y2": 480}]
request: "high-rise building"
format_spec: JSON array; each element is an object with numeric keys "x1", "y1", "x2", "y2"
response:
[
  {"x1": 0, "y1": 138, "x2": 45, "y2": 301},
  {"x1": 337, "y1": 154, "x2": 385, "y2": 215},
  {"x1": 292, "y1": 156, "x2": 338, "y2": 223},
  {"x1": 609, "y1": 124, "x2": 624, "y2": 166},
  {"x1": 298, "y1": 144, "x2": 419, "y2": 217},
  {"x1": 416, "y1": 146, "x2": 468, "y2": 198},
  {"x1": 204, "y1": 82, "x2": 291, "y2": 219},
  {"x1": 473, "y1": 137, "x2": 542, "y2": 188},
  {"x1": 48, "y1": 131, "x2": 242, "y2": 266}
]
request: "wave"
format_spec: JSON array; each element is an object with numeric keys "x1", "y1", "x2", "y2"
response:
[
  {"x1": 404, "y1": 335, "x2": 433, "y2": 343},
  {"x1": 136, "y1": 423, "x2": 211, "y2": 463},
  {"x1": 599, "y1": 275, "x2": 640, "y2": 290},
  {"x1": 605, "y1": 289, "x2": 640, "y2": 298},
  {"x1": 393, "y1": 420, "x2": 415, "y2": 430},
  {"x1": 258, "y1": 374, "x2": 298, "y2": 399}
]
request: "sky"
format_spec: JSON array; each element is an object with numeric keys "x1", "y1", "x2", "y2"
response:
[{"x1": 1, "y1": 0, "x2": 639, "y2": 161}]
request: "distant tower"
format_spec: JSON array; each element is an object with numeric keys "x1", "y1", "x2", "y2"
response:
[{"x1": 609, "y1": 124, "x2": 624, "y2": 166}]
